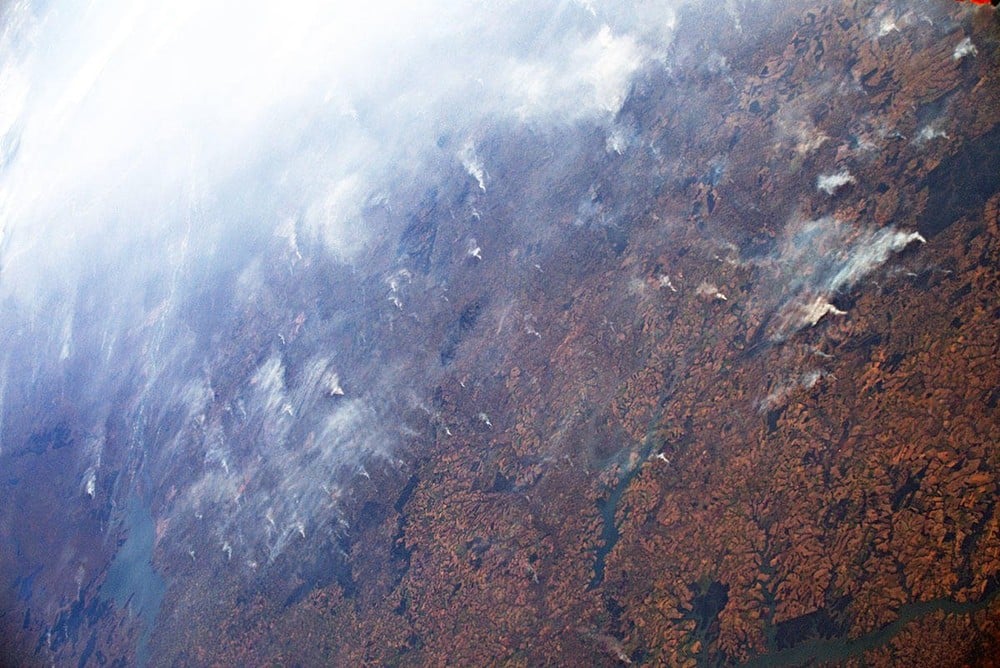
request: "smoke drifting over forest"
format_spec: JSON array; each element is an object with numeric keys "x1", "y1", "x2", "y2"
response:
[
  {"x1": 0, "y1": 0, "x2": 695, "y2": 570},
  {"x1": 2, "y1": 0, "x2": 979, "y2": 663}
]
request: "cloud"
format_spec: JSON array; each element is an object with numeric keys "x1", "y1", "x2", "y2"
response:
[
  {"x1": 0, "y1": 0, "x2": 697, "y2": 569},
  {"x1": 0, "y1": 0, "x2": 680, "y2": 367},
  {"x1": 503, "y1": 24, "x2": 646, "y2": 123},
  {"x1": 0, "y1": 1, "x2": 674, "y2": 305}
]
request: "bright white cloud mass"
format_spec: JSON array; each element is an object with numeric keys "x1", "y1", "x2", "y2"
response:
[{"x1": 0, "y1": 0, "x2": 668, "y2": 302}]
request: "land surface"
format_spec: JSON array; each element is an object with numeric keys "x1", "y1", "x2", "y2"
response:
[{"x1": 2, "y1": 1, "x2": 999, "y2": 666}]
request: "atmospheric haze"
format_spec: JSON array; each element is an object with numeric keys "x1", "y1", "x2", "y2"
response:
[
  {"x1": 0, "y1": 0, "x2": 955, "y2": 663},
  {"x1": 0, "y1": 0, "x2": 684, "y2": 576}
]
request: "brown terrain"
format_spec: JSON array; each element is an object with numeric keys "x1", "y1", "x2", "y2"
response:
[{"x1": 2, "y1": 1, "x2": 999, "y2": 666}]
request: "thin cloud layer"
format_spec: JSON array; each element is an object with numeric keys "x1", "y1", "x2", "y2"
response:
[
  {"x1": 0, "y1": 0, "x2": 671, "y2": 304},
  {"x1": 0, "y1": 0, "x2": 684, "y2": 567}
]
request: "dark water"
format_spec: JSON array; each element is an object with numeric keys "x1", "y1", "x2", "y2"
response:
[
  {"x1": 744, "y1": 583, "x2": 1000, "y2": 667},
  {"x1": 589, "y1": 437, "x2": 657, "y2": 589},
  {"x1": 99, "y1": 497, "x2": 165, "y2": 667}
]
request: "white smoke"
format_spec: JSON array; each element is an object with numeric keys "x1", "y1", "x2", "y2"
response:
[
  {"x1": 816, "y1": 170, "x2": 856, "y2": 195},
  {"x1": 767, "y1": 217, "x2": 925, "y2": 338},
  {"x1": 0, "y1": 0, "x2": 675, "y2": 307},
  {"x1": 0, "y1": 0, "x2": 693, "y2": 568},
  {"x1": 953, "y1": 36, "x2": 977, "y2": 60}
]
